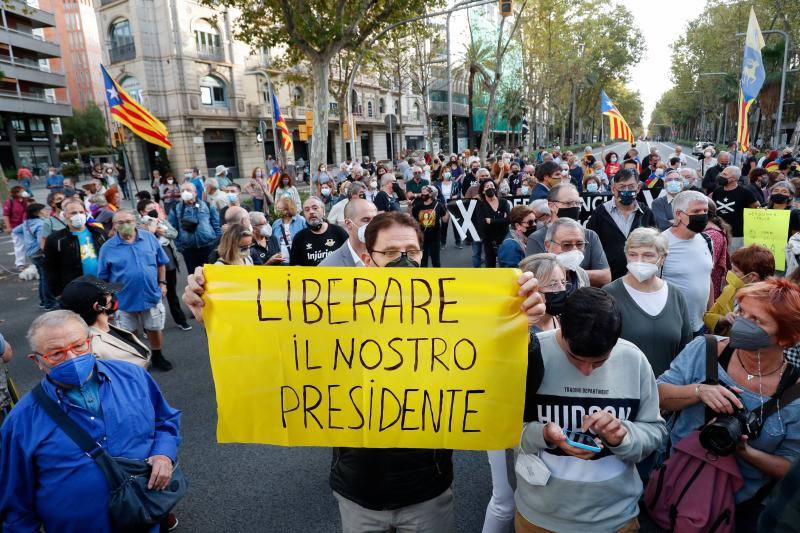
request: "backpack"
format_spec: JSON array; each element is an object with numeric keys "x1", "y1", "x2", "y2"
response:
[{"x1": 644, "y1": 335, "x2": 800, "y2": 532}]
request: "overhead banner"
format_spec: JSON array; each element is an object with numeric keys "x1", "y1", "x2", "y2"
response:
[
  {"x1": 203, "y1": 265, "x2": 529, "y2": 450},
  {"x1": 744, "y1": 208, "x2": 790, "y2": 270},
  {"x1": 447, "y1": 190, "x2": 665, "y2": 242}
]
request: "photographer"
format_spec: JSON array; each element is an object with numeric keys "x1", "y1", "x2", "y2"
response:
[{"x1": 657, "y1": 278, "x2": 800, "y2": 529}]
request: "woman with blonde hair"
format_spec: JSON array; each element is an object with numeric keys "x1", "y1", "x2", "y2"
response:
[{"x1": 215, "y1": 224, "x2": 254, "y2": 266}]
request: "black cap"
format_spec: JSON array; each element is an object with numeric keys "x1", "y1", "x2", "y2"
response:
[{"x1": 59, "y1": 276, "x2": 122, "y2": 312}]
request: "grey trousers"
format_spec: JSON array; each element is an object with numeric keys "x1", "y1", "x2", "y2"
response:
[{"x1": 334, "y1": 487, "x2": 455, "y2": 533}]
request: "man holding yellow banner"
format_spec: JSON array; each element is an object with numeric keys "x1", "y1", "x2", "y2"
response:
[{"x1": 184, "y1": 211, "x2": 545, "y2": 531}]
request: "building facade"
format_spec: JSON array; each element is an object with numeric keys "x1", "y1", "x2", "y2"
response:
[
  {"x1": 0, "y1": 0, "x2": 71, "y2": 174},
  {"x1": 93, "y1": 0, "x2": 425, "y2": 183},
  {"x1": 48, "y1": 0, "x2": 105, "y2": 110}
]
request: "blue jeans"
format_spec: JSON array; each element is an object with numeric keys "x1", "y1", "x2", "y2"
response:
[
  {"x1": 471, "y1": 241, "x2": 483, "y2": 268},
  {"x1": 253, "y1": 198, "x2": 264, "y2": 213},
  {"x1": 32, "y1": 256, "x2": 58, "y2": 309}
]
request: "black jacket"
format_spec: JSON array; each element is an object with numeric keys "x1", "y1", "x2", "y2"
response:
[
  {"x1": 43, "y1": 225, "x2": 107, "y2": 296},
  {"x1": 329, "y1": 447, "x2": 453, "y2": 510},
  {"x1": 702, "y1": 164, "x2": 725, "y2": 193},
  {"x1": 586, "y1": 200, "x2": 656, "y2": 280}
]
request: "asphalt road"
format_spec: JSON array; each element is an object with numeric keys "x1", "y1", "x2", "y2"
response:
[{"x1": 0, "y1": 234, "x2": 494, "y2": 533}]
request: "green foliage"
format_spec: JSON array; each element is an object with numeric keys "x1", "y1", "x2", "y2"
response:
[
  {"x1": 60, "y1": 163, "x2": 81, "y2": 177},
  {"x1": 60, "y1": 102, "x2": 108, "y2": 148}
]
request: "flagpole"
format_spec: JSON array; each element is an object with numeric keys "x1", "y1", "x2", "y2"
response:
[
  {"x1": 267, "y1": 78, "x2": 283, "y2": 169},
  {"x1": 117, "y1": 126, "x2": 140, "y2": 207}
]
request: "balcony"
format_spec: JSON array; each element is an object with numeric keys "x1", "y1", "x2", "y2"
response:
[
  {"x1": 3, "y1": 0, "x2": 55, "y2": 28},
  {"x1": 109, "y1": 42, "x2": 135, "y2": 64},
  {"x1": 196, "y1": 44, "x2": 224, "y2": 62},
  {"x1": 0, "y1": 58, "x2": 65, "y2": 87},
  {"x1": 0, "y1": 27, "x2": 60, "y2": 57},
  {"x1": 0, "y1": 89, "x2": 72, "y2": 116}
]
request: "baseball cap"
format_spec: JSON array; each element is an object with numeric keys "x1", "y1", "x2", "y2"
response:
[{"x1": 60, "y1": 276, "x2": 122, "y2": 312}]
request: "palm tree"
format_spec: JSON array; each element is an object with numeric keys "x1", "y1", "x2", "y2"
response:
[
  {"x1": 454, "y1": 39, "x2": 493, "y2": 150},
  {"x1": 499, "y1": 85, "x2": 525, "y2": 148}
]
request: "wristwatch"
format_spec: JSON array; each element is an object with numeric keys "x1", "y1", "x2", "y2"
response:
[{"x1": 158, "y1": 280, "x2": 167, "y2": 286}]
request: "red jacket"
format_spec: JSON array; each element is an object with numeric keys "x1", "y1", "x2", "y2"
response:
[{"x1": 2, "y1": 197, "x2": 26, "y2": 228}]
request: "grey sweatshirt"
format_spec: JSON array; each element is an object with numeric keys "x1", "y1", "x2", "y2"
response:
[{"x1": 515, "y1": 329, "x2": 667, "y2": 533}]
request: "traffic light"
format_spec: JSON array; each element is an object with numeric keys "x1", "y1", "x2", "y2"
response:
[{"x1": 499, "y1": 0, "x2": 512, "y2": 17}]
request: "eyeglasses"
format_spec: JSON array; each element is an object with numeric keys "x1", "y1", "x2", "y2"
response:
[
  {"x1": 554, "y1": 200, "x2": 581, "y2": 208},
  {"x1": 550, "y1": 240, "x2": 587, "y2": 251},
  {"x1": 371, "y1": 249, "x2": 423, "y2": 262},
  {"x1": 32, "y1": 337, "x2": 92, "y2": 364},
  {"x1": 540, "y1": 280, "x2": 573, "y2": 293},
  {"x1": 113, "y1": 219, "x2": 136, "y2": 225},
  {"x1": 616, "y1": 185, "x2": 638, "y2": 192}
]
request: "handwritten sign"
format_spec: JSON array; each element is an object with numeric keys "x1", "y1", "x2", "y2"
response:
[
  {"x1": 202, "y1": 265, "x2": 529, "y2": 450},
  {"x1": 744, "y1": 208, "x2": 791, "y2": 270}
]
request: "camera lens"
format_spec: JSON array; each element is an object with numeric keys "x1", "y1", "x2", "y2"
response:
[{"x1": 699, "y1": 416, "x2": 743, "y2": 456}]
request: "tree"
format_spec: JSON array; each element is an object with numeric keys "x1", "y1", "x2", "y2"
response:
[
  {"x1": 60, "y1": 101, "x2": 108, "y2": 148},
  {"x1": 455, "y1": 36, "x2": 494, "y2": 149},
  {"x1": 204, "y1": 0, "x2": 442, "y2": 181},
  {"x1": 477, "y1": 1, "x2": 527, "y2": 159}
]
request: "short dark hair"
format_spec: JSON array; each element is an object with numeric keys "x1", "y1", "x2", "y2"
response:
[
  {"x1": 731, "y1": 244, "x2": 775, "y2": 281},
  {"x1": 749, "y1": 167, "x2": 768, "y2": 184},
  {"x1": 46, "y1": 191, "x2": 63, "y2": 207},
  {"x1": 561, "y1": 287, "x2": 622, "y2": 358},
  {"x1": 135, "y1": 191, "x2": 152, "y2": 201},
  {"x1": 535, "y1": 161, "x2": 560, "y2": 181},
  {"x1": 669, "y1": 157, "x2": 681, "y2": 166},
  {"x1": 26, "y1": 202, "x2": 45, "y2": 219},
  {"x1": 509, "y1": 205, "x2": 532, "y2": 227},
  {"x1": 478, "y1": 178, "x2": 495, "y2": 197},
  {"x1": 136, "y1": 199, "x2": 154, "y2": 214},
  {"x1": 622, "y1": 159, "x2": 638, "y2": 168},
  {"x1": 613, "y1": 168, "x2": 638, "y2": 184},
  {"x1": 364, "y1": 212, "x2": 423, "y2": 253}
]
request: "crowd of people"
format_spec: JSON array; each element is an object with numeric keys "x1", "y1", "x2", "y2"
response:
[{"x1": 1, "y1": 141, "x2": 800, "y2": 532}]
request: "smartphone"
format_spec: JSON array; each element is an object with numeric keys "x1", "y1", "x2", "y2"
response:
[{"x1": 563, "y1": 429, "x2": 602, "y2": 453}]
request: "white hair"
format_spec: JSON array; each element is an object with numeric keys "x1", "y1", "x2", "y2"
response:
[
  {"x1": 545, "y1": 217, "x2": 584, "y2": 242},
  {"x1": 672, "y1": 190, "x2": 708, "y2": 214},
  {"x1": 529, "y1": 199, "x2": 551, "y2": 216},
  {"x1": 625, "y1": 227, "x2": 668, "y2": 258},
  {"x1": 726, "y1": 166, "x2": 742, "y2": 179},
  {"x1": 205, "y1": 177, "x2": 219, "y2": 190},
  {"x1": 27, "y1": 310, "x2": 89, "y2": 353},
  {"x1": 249, "y1": 211, "x2": 267, "y2": 225}
]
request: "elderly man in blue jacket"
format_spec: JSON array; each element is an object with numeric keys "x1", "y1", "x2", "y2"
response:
[{"x1": 0, "y1": 310, "x2": 181, "y2": 532}]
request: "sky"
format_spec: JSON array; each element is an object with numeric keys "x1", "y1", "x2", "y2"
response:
[{"x1": 447, "y1": 0, "x2": 707, "y2": 131}]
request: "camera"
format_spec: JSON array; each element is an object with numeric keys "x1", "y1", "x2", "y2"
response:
[{"x1": 699, "y1": 387, "x2": 761, "y2": 456}]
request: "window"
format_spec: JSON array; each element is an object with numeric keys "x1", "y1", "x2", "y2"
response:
[
  {"x1": 379, "y1": 98, "x2": 385, "y2": 114},
  {"x1": 29, "y1": 118, "x2": 45, "y2": 132},
  {"x1": 120, "y1": 76, "x2": 142, "y2": 105},
  {"x1": 329, "y1": 101, "x2": 338, "y2": 113},
  {"x1": 395, "y1": 99, "x2": 400, "y2": 114},
  {"x1": 194, "y1": 19, "x2": 222, "y2": 60},
  {"x1": 200, "y1": 75, "x2": 227, "y2": 107},
  {"x1": 11, "y1": 119, "x2": 26, "y2": 133},
  {"x1": 108, "y1": 19, "x2": 135, "y2": 63},
  {"x1": 413, "y1": 102, "x2": 420, "y2": 120},
  {"x1": 367, "y1": 101, "x2": 373, "y2": 118},
  {"x1": 291, "y1": 86, "x2": 304, "y2": 107}
]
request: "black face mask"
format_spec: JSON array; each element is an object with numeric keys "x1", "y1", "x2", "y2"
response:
[
  {"x1": 544, "y1": 290, "x2": 568, "y2": 316},
  {"x1": 484, "y1": 188, "x2": 497, "y2": 198},
  {"x1": 558, "y1": 206, "x2": 580, "y2": 221},
  {"x1": 147, "y1": 209, "x2": 158, "y2": 218},
  {"x1": 55, "y1": 201, "x2": 63, "y2": 210},
  {"x1": 716, "y1": 176, "x2": 728, "y2": 187},
  {"x1": 523, "y1": 226, "x2": 536, "y2": 237},
  {"x1": 686, "y1": 213, "x2": 708, "y2": 233},
  {"x1": 771, "y1": 193, "x2": 790, "y2": 205},
  {"x1": 385, "y1": 254, "x2": 420, "y2": 268}
]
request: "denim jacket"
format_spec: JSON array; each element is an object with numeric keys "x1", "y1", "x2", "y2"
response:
[{"x1": 168, "y1": 200, "x2": 221, "y2": 251}]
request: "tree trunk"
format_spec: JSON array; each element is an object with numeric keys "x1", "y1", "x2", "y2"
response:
[
  {"x1": 310, "y1": 57, "x2": 332, "y2": 191},
  {"x1": 789, "y1": 112, "x2": 800, "y2": 149},
  {"x1": 396, "y1": 64, "x2": 405, "y2": 155},
  {"x1": 467, "y1": 68, "x2": 475, "y2": 151},
  {"x1": 338, "y1": 93, "x2": 347, "y2": 162},
  {"x1": 478, "y1": 16, "x2": 507, "y2": 160}
]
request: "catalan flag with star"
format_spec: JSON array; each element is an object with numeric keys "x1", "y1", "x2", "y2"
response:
[
  {"x1": 272, "y1": 92, "x2": 293, "y2": 153},
  {"x1": 600, "y1": 89, "x2": 635, "y2": 144},
  {"x1": 101, "y1": 64, "x2": 172, "y2": 150}
]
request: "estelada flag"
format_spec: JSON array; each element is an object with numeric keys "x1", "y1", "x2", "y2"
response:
[{"x1": 101, "y1": 64, "x2": 172, "y2": 150}]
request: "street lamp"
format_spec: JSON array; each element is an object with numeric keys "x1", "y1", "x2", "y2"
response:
[{"x1": 736, "y1": 30, "x2": 792, "y2": 147}]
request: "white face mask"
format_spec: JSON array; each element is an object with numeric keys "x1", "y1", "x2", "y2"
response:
[
  {"x1": 555, "y1": 250, "x2": 584, "y2": 271},
  {"x1": 259, "y1": 225, "x2": 272, "y2": 238},
  {"x1": 520, "y1": 186, "x2": 530, "y2": 196},
  {"x1": 69, "y1": 213, "x2": 87, "y2": 228},
  {"x1": 655, "y1": 168, "x2": 664, "y2": 177},
  {"x1": 357, "y1": 223, "x2": 368, "y2": 243},
  {"x1": 370, "y1": 181, "x2": 378, "y2": 189},
  {"x1": 181, "y1": 191, "x2": 195, "y2": 202},
  {"x1": 627, "y1": 261, "x2": 659, "y2": 282}
]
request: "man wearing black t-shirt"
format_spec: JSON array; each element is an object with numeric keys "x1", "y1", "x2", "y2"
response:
[
  {"x1": 289, "y1": 197, "x2": 348, "y2": 266},
  {"x1": 411, "y1": 185, "x2": 449, "y2": 267},
  {"x1": 461, "y1": 160, "x2": 481, "y2": 197},
  {"x1": 711, "y1": 165, "x2": 760, "y2": 251}
]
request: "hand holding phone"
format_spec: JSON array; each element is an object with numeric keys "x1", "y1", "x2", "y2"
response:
[
  {"x1": 581, "y1": 411, "x2": 627, "y2": 447},
  {"x1": 542, "y1": 422, "x2": 599, "y2": 460}
]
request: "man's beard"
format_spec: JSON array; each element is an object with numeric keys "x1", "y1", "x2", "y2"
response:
[{"x1": 308, "y1": 218, "x2": 323, "y2": 230}]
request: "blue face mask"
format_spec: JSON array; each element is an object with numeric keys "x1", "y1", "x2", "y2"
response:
[
  {"x1": 665, "y1": 180, "x2": 683, "y2": 194},
  {"x1": 618, "y1": 190, "x2": 636, "y2": 206},
  {"x1": 47, "y1": 353, "x2": 96, "y2": 387}
]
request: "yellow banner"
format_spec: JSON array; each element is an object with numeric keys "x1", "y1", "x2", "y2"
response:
[
  {"x1": 744, "y1": 208, "x2": 790, "y2": 270},
  {"x1": 203, "y1": 265, "x2": 529, "y2": 450}
]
